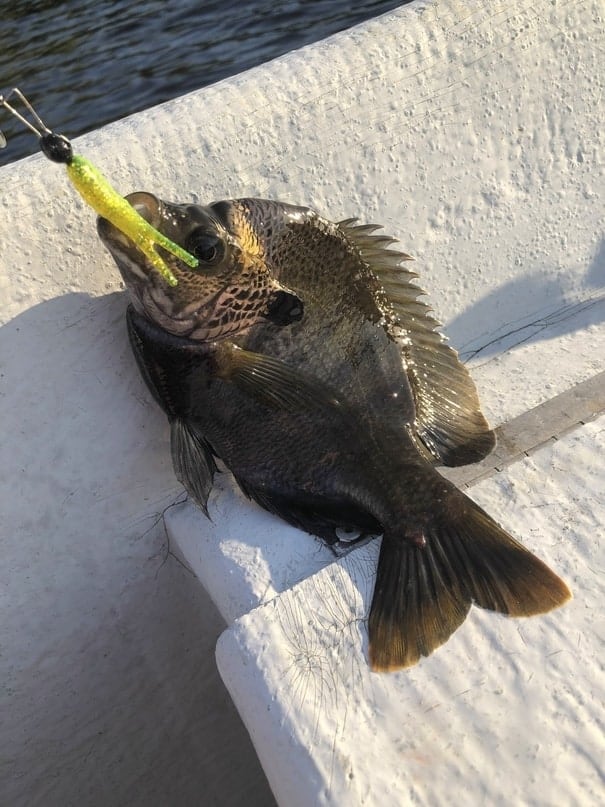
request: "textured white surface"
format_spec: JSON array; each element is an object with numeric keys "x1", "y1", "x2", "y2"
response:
[
  {"x1": 1, "y1": 0, "x2": 603, "y2": 805},
  {"x1": 217, "y1": 418, "x2": 604, "y2": 806},
  {"x1": 166, "y1": 475, "x2": 333, "y2": 625}
]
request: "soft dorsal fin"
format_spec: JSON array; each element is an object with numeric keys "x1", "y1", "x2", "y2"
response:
[{"x1": 340, "y1": 221, "x2": 495, "y2": 466}]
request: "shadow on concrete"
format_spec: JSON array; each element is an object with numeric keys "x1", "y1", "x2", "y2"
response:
[
  {"x1": 1, "y1": 290, "x2": 276, "y2": 807},
  {"x1": 446, "y1": 237, "x2": 605, "y2": 362}
]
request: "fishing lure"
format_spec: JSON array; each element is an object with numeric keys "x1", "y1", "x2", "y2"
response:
[{"x1": 0, "y1": 88, "x2": 198, "y2": 286}]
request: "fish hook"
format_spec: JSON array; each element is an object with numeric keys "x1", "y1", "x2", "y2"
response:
[{"x1": 0, "y1": 87, "x2": 199, "y2": 286}]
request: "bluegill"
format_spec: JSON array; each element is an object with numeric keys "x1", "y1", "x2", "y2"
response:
[{"x1": 98, "y1": 194, "x2": 570, "y2": 671}]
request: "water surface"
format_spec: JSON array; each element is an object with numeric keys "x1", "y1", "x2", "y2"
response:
[{"x1": 0, "y1": 0, "x2": 410, "y2": 165}]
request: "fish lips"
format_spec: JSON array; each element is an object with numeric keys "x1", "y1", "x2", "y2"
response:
[
  {"x1": 96, "y1": 191, "x2": 168, "y2": 270},
  {"x1": 96, "y1": 213, "x2": 151, "y2": 276}
]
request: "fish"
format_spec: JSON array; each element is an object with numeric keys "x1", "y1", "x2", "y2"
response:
[{"x1": 98, "y1": 193, "x2": 571, "y2": 671}]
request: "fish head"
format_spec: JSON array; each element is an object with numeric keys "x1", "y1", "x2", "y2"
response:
[{"x1": 97, "y1": 192, "x2": 303, "y2": 340}]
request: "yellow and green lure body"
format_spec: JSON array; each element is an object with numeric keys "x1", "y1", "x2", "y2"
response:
[
  {"x1": 64, "y1": 153, "x2": 198, "y2": 286},
  {"x1": 0, "y1": 88, "x2": 197, "y2": 286}
]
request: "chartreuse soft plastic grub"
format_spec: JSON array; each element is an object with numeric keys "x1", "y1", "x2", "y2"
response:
[{"x1": 0, "y1": 87, "x2": 198, "y2": 286}]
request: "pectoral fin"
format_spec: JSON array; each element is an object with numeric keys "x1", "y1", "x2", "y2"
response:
[
  {"x1": 213, "y1": 343, "x2": 344, "y2": 414},
  {"x1": 171, "y1": 419, "x2": 217, "y2": 516}
]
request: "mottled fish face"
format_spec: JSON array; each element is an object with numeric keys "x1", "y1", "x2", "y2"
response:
[{"x1": 97, "y1": 192, "x2": 303, "y2": 340}]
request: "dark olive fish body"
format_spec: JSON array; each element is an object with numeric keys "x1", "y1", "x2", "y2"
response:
[
  {"x1": 100, "y1": 195, "x2": 570, "y2": 671},
  {"x1": 127, "y1": 304, "x2": 417, "y2": 543}
]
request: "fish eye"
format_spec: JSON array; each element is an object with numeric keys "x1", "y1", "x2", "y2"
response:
[{"x1": 186, "y1": 229, "x2": 225, "y2": 265}]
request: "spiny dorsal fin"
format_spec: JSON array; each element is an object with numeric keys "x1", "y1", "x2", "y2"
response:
[{"x1": 340, "y1": 220, "x2": 495, "y2": 466}]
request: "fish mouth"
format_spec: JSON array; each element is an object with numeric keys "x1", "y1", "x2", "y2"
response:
[
  {"x1": 97, "y1": 193, "x2": 192, "y2": 334},
  {"x1": 97, "y1": 191, "x2": 169, "y2": 273}
]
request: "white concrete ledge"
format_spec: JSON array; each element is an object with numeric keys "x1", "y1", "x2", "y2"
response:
[
  {"x1": 1, "y1": 0, "x2": 603, "y2": 804},
  {"x1": 215, "y1": 417, "x2": 604, "y2": 806}
]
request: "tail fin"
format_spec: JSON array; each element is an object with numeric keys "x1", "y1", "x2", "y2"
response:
[{"x1": 368, "y1": 490, "x2": 571, "y2": 671}]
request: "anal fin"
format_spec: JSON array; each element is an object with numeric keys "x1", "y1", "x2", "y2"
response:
[{"x1": 233, "y1": 476, "x2": 381, "y2": 546}]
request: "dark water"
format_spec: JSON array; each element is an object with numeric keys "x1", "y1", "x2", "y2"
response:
[{"x1": 0, "y1": 0, "x2": 410, "y2": 166}]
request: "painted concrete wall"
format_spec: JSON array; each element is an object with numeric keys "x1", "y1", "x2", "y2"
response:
[{"x1": 1, "y1": 0, "x2": 603, "y2": 804}]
